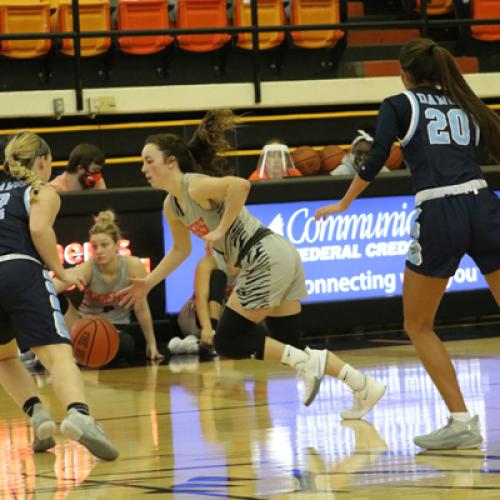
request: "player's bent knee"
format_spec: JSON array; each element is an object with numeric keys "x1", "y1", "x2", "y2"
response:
[
  {"x1": 213, "y1": 332, "x2": 265, "y2": 359},
  {"x1": 214, "y1": 307, "x2": 266, "y2": 359},
  {"x1": 31, "y1": 343, "x2": 74, "y2": 368},
  {"x1": 404, "y1": 318, "x2": 434, "y2": 338}
]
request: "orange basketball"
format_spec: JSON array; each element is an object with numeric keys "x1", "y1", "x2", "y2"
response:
[
  {"x1": 385, "y1": 145, "x2": 404, "y2": 170},
  {"x1": 71, "y1": 317, "x2": 119, "y2": 368},
  {"x1": 320, "y1": 145, "x2": 345, "y2": 173},
  {"x1": 292, "y1": 146, "x2": 321, "y2": 175}
]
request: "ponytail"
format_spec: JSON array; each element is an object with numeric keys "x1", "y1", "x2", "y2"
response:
[
  {"x1": 4, "y1": 131, "x2": 50, "y2": 201},
  {"x1": 400, "y1": 38, "x2": 500, "y2": 163},
  {"x1": 4, "y1": 161, "x2": 42, "y2": 200},
  {"x1": 188, "y1": 109, "x2": 237, "y2": 176},
  {"x1": 145, "y1": 109, "x2": 237, "y2": 176}
]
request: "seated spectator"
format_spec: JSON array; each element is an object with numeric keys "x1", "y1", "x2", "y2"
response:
[
  {"x1": 171, "y1": 252, "x2": 238, "y2": 355},
  {"x1": 330, "y1": 130, "x2": 391, "y2": 177},
  {"x1": 50, "y1": 143, "x2": 107, "y2": 192},
  {"x1": 249, "y1": 139, "x2": 302, "y2": 180},
  {"x1": 54, "y1": 210, "x2": 163, "y2": 361}
]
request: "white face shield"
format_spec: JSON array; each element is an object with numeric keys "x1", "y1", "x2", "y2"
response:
[{"x1": 256, "y1": 144, "x2": 295, "y2": 179}]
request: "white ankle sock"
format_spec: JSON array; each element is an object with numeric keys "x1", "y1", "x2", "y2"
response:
[
  {"x1": 337, "y1": 363, "x2": 366, "y2": 391},
  {"x1": 281, "y1": 345, "x2": 308, "y2": 368},
  {"x1": 451, "y1": 412, "x2": 472, "y2": 422}
]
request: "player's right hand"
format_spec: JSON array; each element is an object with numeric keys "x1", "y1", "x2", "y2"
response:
[
  {"x1": 201, "y1": 328, "x2": 215, "y2": 346},
  {"x1": 58, "y1": 267, "x2": 86, "y2": 291}
]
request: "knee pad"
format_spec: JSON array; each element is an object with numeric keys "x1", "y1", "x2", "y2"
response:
[
  {"x1": 209, "y1": 269, "x2": 228, "y2": 304},
  {"x1": 57, "y1": 293, "x2": 69, "y2": 315},
  {"x1": 214, "y1": 307, "x2": 265, "y2": 359},
  {"x1": 265, "y1": 314, "x2": 303, "y2": 349}
]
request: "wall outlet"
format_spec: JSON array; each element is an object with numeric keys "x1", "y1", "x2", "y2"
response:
[
  {"x1": 89, "y1": 96, "x2": 116, "y2": 114},
  {"x1": 53, "y1": 98, "x2": 65, "y2": 117}
]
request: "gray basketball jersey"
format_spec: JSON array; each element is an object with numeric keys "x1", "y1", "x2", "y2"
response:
[
  {"x1": 79, "y1": 256, "x2": 131, "y2": 324},
  {"x1": 168, "y1": 173, "x2": 263, "y2": 266}
]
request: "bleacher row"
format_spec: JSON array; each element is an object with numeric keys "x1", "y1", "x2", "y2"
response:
[
  {"x1": 0, "y1": 0, "x2": 344, "y2": 59},
  {"x1": 0, "y1": 0, "x2": 498, "y2": 61}
]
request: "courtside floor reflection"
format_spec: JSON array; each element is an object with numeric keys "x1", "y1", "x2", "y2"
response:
[{"x1": 1, "y1": 337, "x2": 499, "y2": 498}]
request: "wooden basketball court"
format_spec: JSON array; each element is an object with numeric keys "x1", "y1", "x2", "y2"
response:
[{"x1": 1, "y1": 337, "x2": 500, "y2": 498}]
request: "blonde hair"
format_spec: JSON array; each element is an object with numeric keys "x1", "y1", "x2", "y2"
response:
[
  {"x1": 3, "y1": 131, "x2": 50, "y2": 201},
  {"x1": 89, "y1": 210, "x2": 121, "y2": 243}
]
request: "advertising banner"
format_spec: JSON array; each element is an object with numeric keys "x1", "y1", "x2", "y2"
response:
[{"x1": 163, "y1": 194, "x2": 496, "y2": 313}]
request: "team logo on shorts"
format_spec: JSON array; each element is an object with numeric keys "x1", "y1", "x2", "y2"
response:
[{"x1": 407, "y1": 208, "x2": 422, "y2": 266}]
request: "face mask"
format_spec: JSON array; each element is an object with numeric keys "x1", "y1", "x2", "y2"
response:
[
  {"x1": 353, "y1": 150, "x2": 369, "y2": 169},
  {"x1": 79, "y1": 170, "x2": 103, "y2": 189}
]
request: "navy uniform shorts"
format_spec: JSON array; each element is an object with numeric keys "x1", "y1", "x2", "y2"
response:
[
  {"x1": 406, "y1": 189, "x2": 500, "y2": 278},
  {"x1": 0, "y1": 259, "x2": 70, "y2": 351}
]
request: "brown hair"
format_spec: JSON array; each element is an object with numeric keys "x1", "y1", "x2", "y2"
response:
[
  {"x1": 67, "y1": 143, "x2": 105, "y2": 173},
  {"x1": 145, "y1": 109, "x2": 237, "y2": 176},
  {"x1": 400, "y1": 38, "x2": 500, "y2": 163},
  {"x1": 3, "y1": 131, "x2": 50, "y2": 201},
  {"x1": 89, "y1": 210, "x2": 121, "y2": 243}
]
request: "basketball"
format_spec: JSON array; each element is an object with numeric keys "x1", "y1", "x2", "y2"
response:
[
  {"x1": 385, "y1": 145, "x2": 404, "y2": 170},
  {"x1": 292, "y1": 146, "x2": 321, "y2": 175},
  {"x1": 71, "y1": 316, "x2": 120, "y2": 368},
  {"x1": 320, "y1": 145, "x2": 345, "y2": 173}
]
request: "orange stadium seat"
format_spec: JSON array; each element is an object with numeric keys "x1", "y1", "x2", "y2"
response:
[
  {"x1": 176, "y1": 0, "x2": 231, "y2": 52},
  {"x1": 363, "y1": 56, "x2": 479, "y2": 77},
  {"x1": 57, "y1": 0, "x2": 111, "y2": 57},
  {"x1": 234, "y1": 0, "x2": 285, "y2": 50},
  {"x1": 0, "y1": 1, "x2": 52, "y2": 59},
  {"x1": 118, "y1": 0, "x2": 173, "y2": 55},
  {"x1": 470, "y1": 0, "x2": 500, "y2": 41},
  {"x1": 415, "y1": 0, "x2": 454, "y2": 15},
  {"x1": 290, "y1": 0, "x2": 344, "y2": 49}
]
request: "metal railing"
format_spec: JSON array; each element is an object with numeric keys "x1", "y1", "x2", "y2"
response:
[{"x1": 0, "y1": 0, "x2": 498, "y2": 110}]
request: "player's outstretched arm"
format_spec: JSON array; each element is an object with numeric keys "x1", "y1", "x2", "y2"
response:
[{"x1": 315, "y1": 175, "x2": 371, "y2": 220}]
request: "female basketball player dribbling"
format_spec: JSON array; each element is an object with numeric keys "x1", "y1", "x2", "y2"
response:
[
  {"x1": 316, "y1": 38, "x2": 500, "y2": 449},
  {"x1": 119, "y1": 110, "x2": 386, "y2": 417},
  {"x1": 0, "y1": 131, "x2": 118, "y2": 460}
]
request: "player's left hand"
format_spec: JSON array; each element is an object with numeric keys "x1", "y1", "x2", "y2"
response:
[
  {"x1": 146, "y1": 342, "x2": 164, "y2": 361},
  {"x1": 314, "y1": 201, "x2": 348, "y2": 220},
  {"x1": 203, "y1": 228, "x2": 225, "y2": 255},
  {"x1": 117, "y1": 278, "x2": 151, "y2": 309}
]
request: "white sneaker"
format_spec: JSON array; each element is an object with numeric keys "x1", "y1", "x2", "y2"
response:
[
  {"x1": 295, "y1": 347, "x2": 328, "y2": 406},
  {"x1": 31, "y1": 403, "x2": 56, "y2": 452},
  {"x1": 183, "y1": 335, "x2": 200, "y2": 354},
  {"x1": 168, "y1": 336, "x2": 200, "y2": 355},
  {"x1": 167, "y1": 337, "x2": 183, "y2": 354},
  {"x1": 414, "y1": 416, "x2": 483, "y2": 450},
  {"x1": 340, "y1": 375, "x2": 386, "y2": 420},
  {"x1": 61, "y1": 409, "x2": 119, "y2": 461}
]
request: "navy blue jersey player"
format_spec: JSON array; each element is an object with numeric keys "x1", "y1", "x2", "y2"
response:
[
  {"x1": 316, "y1": 38, "x2": 500, "y2": 450},
  {"x1": 0, "y1": 131, "x2": 118, "y2": 460}
]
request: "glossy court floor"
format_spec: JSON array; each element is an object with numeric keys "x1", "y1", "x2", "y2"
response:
[{"x1": 1, "y1": 337, "x2": 500, "y2": 499}]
